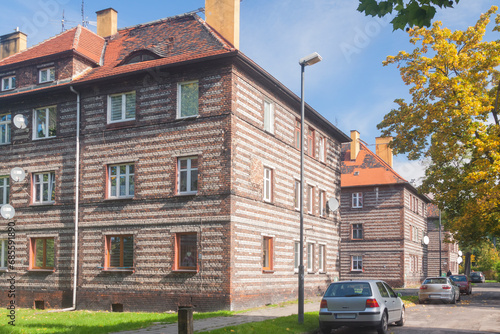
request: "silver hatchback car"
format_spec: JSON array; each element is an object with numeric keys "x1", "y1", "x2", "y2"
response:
[
  {"x1": 319, "y1": 280, "x2": 405, "y2": 334},
  {"x1": 418, "y1": 277, "x2": 460, "y2": 304}
]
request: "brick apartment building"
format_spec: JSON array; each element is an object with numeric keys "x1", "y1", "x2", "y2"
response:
[
  {"x1": 0, "y1": 1, "x2": 350, "y2": 312},
  {"x1": 339, "y1": 131, "x2": 431, "y2": 287}
]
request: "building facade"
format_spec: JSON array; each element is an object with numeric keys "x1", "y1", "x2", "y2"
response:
[
  {"x1": 0, "y1": 2, "x2": 349, "y2": 312},
  {"x1": 339, "y1": 131, "x2": 431, "y2": 287},
  {"x1": 427, "y1": 204, "x2": 460, "y2": 276}
]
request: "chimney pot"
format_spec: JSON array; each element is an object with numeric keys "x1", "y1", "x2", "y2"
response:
[
  {"x1": 376, "y1": 136, "x2": 393, "y2": 168},
  {"x1": 350, "y1": 130, "x2": 360, "y2": 161},
  {"x1": 205, "y1": 0, "x2": 240, "y2": 49},
  {"x1": 0, "y1": 31, "x2": 27, "y2": 60},
  {"x1": 96, "y1": 8, "x2": 118, "y2": 38}
]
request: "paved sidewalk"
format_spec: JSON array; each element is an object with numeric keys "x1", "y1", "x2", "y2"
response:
[{"x1": 111, "y1": 297, "x2": 322, "y2": 334}]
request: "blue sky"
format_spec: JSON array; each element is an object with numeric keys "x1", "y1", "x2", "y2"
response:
[{"x1": 1, "y1": 0, "x2": 498, "y2": 183}]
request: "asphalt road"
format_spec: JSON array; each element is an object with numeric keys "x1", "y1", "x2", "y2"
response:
[{"x1": 331, "y1": 282, "x2": 500, "y2": 334}]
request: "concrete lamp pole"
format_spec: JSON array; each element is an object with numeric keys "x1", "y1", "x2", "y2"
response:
[{"x1": 298, "y1": 52, "x2": 322, "y2": 324}]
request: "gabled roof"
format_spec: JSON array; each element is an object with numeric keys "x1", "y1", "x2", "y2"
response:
[
  {"x1": 0, "y1": 26, "x2": 105, "y2": 66},
  {"x1": 76, "y1": 14, "x2": 233, "y2": 83},
  {"x1": 341, "y1": 141, "x2": 407, "y2": 187}
]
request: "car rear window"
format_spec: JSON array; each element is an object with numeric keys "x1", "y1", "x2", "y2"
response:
[
  {"x1": 423, "y1": 278, "x2": 447, "y2": 284},
  {"x1": 324, "y1": 282, "x2": 372, "y2": 297},
  {"x1": 471, "y1": 273, "x2": 479, "y2": 276},
  {"x1": 450, "y1": 275, "x2": 467, "y2": 282}
]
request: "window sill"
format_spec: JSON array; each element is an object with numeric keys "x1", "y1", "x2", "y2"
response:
[
  {"x1": 172, "y1": 269, "x2": 198, "y2": 273},
  {"x1": 101, "y1": 268, "x2": 135, "y2": 273},
  {"x1": 351, "y1": 270, "x2": 364, "y2": 273},
  {"x1": 31, "y1": 202, "x2": 55, "y2": 206},
  {"x1": 262, "y1": 270, "x2": 274, "y2": 274},
  {"x1": 28, "y1": 269, "x2": 55, "y2": 273},
  {"x1": 176, "y1": 192, "x2": 197, "y2": 197},
  {"x1": 176, "y1": 115, "x2": 199, "y2": 120},
  {"x1": 105, "y1": 197, "x2": 134, "y2": 201},
  {"x1": 33, "y1": 136, "x2": 56, "y2": 141}
]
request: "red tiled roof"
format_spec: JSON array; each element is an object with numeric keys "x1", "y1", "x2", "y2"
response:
[
  {"x1": 0, "y1": 26, "x2": 104, "y2": 66},
  {"x1": 76, "y1": 14, "x2": 233, "y2": 83},
  {"x1": 341, "y1": 142, "x2": 407, "y2": 187}
]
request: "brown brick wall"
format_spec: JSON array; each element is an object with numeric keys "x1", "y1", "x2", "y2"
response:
[{"x1": 0, "y1": 56, "x2": 344, "y2": 311}]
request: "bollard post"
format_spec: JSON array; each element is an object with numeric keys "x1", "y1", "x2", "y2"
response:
[{"x1": 178, "y1": 306, "x2": 193, "y2": 334}]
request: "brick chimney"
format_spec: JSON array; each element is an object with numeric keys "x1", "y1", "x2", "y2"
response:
[
  {"x1": 350, "y1": 130, "x2": 360, "y2": 161},
  {"x1": 205, "y1": 0, "x2": 240, "y2": 49},
  {"x1": 96, "y1": 8, "x2": 118, "y2": 38},
  {"x1": 376, "y1": 136, "x2": 393, "y2": 167},
  {"x1": 0, "y1": 30, "x2": 27, "y2": 60}
]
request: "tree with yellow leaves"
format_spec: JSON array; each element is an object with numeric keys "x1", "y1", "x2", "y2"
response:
[{"x1": 378, "y1": 6, "x2": 500, "y2": 247}]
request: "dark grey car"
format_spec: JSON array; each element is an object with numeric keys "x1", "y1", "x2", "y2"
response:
[{"x1": 319, "y1": 280, "x2": 405, "y2": 334}]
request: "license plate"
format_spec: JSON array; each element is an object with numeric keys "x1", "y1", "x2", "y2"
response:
[
  {"x1": 336, "y1": 313, "x2": 356, "y2": 319},
  {"x1": 430, "y1": 294, "x2": 440, "y2": 298}
]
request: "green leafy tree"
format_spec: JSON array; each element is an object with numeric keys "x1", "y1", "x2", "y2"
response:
[
  {"x1": 358, "y1": 0, "x2": 460, "y2": 30},
  {"x1": 378, "y1": 6, "x2": 500, "y2": 248}
]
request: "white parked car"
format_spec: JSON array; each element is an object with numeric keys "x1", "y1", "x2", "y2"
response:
[
  {"x1": 418, "y1": 277, "x2": 460, "y2": 304},
  {"x1": 319, "y1": 280, "x2": 405, "y2": 334}
]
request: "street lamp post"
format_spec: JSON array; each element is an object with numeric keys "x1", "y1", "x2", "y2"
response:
[{"x1": 298, "y1": 52, "x2": 322, "y2": 324}]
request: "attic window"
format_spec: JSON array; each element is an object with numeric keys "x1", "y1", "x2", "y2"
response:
[
  {"x1": 354, "y1": 171, "x2": 359, "y2": 176},
  {"x1": 122, "y1": 51, "x2": 160, "y2": 65}
]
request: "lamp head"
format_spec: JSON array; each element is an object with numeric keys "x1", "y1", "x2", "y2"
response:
[{"x1": 299, "y1": 52, "x2": 322, "y2": 66}]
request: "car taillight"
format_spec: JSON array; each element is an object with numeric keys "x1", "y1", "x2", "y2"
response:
[
  {"x1": 442, "y1": 285, "x2": 452, "y2": 289},
  {"x1": 420, "y1": 285, "x2": 427, "y2": 289},
  {"x1": 366, "y1": 299, "x2": 379, "y2": 308},
  {"x1": 320, "y1": 299, "x2": 328, "y2": 309}
]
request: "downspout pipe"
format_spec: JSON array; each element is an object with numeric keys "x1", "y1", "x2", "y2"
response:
[{"x1": 67, "y1": 85, "x2": 81, "y2": 311}]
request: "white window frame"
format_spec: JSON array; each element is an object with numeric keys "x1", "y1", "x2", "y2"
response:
[
  {"x1": 352, "y1": 255, "x2": 363, "y2": 271},
  {"x1": 33, "y1": 106, "x2": 56, "y2": 139},
  {"x1": 0, "y1": 113, "x2": 11, "y2": 144},
  {"x1": 38, "y1": 67, "x2": 55, "y2": 83},
  {"x1": 33, "y1": 171, "x2": 55, "y2": 204},
  {"x1": 319, "y1": 190, "x2": 326, "y2": 217},
  {"x1": 263, "y1": 167, "x2": 272, "y2": 202},
  {"x1": 0, "y1": 176, "x2": 9, "y2": 206},
  {"x1": 307, "y1": 185, "x2": 313, "y2": 214},
  {"x1": 1, "y1": 76, "x2": 15, "y2": 91},
  {"x1": 307, "y1": 243, "x2": 314, "y2": 272},
  {"x1": 177, "y1": 81, "x2": 199, "y2": 119},
  {"x1": 294, "y1": 180, "x2": 300, "y2": 210},
  {"x1": 318, "y1": 136, "x2": 326, "y2": 162},
  {"x1": 352, "y1": 223, "x2": 363, "y2": 240},
  {"x1": 0, "y1": 239, "x2": 7, "y2": 269},
  {"x1": 318, "y1": 244, "x2": 325, "y2": 272},
  {"x1": 294, "y1": 241, "x2": 300, "y2": 272},
  {"x1": 352, "y1": 192, "x2": 363, "y2": 208},
  {"x1": 108, "y1": 163, "x2": 135, "y2": 199},
  {"x1": 107, "y1": 91, "x2": 136, "y2": 124},
  {"x1": 263, "y1": 100, "x2": 274, "y2": 133},
  {"x1": 178, "y1": 156, "x2": 198, "y2": 195}
]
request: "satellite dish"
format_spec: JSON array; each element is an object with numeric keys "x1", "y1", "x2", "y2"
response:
[
  {"x1": 457, "y1": 257, "x2": 463, "y2": 264},
  {"x1": 422, "y1": 235, "x2": 430, "y2": 245},
  {"x1": 10, "y1": 167, "x2": 26, "y2": 182},
  {"x1": 327, "y1": 198, "x2": 339, "y2": 212},
  {"x1": 458, "y1": 250, "x2": 463, "y2": 256},
  {"x1": 1, "y1": 204, "x2": 15, "y2": 219},
  {"x1": 13, "y1": 114, "x2": 27, "y2": 129}
]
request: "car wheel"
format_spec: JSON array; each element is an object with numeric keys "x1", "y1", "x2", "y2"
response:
[
  {"x1": 457, "y1": 292, "x2": 461, "y2": 301},
  {"x1": 395, "y1": 306, "x2": 405, "y2": 326},
  {"x1": 376, "y1": 312, "x2": 388, "y2": 334},
  {"x1": 451, "y1": 293, "x2": 456, "y2": 304}
]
